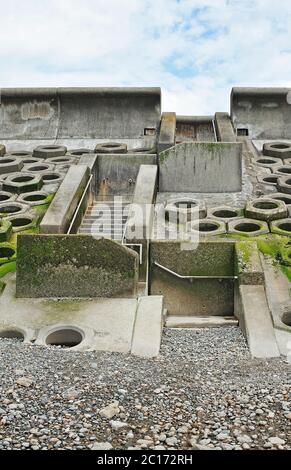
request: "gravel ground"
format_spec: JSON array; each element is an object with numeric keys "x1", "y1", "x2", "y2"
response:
[{"x1": 0, "y1": 327, "x2": 290, "y2": 451}]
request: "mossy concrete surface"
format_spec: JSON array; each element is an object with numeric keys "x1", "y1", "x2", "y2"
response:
[
  {"x1": 235, "y1": 241, "x2": 265, "y2": 285},
  {"x1": 16, "y1": 235, "x2": 139, "y2": 299}
]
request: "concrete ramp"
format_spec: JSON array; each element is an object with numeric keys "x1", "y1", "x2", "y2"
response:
[{"x1": 0, "y1": 87, "x2": 161, "y2": 150}]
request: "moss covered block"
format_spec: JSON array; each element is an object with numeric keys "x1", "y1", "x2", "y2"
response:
[
  {"x1": 16, "y1": 234, "x2": 139, "y2": 299},
  {"x1": 235, "y1": 241, "x2": 264, "y2": 285},
  {"x1": 151, "y1": 240, "x2": 235, "y2": 277}
]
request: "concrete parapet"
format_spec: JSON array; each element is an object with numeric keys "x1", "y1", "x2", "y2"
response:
[
  {"x1": 214, "y1": 112, "x2": 236, "y2": 142},
  {"x1": 158, "y1": 112, "x2": 176, "y2": 153}
]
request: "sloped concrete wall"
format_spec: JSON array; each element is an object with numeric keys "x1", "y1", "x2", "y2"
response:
[
  {"x1": 16, "y1": 235, "x2": 139, "y2": 299},
  {"x1": 0, "y1": 87, "x2": 161, "y2": 147},
  {"x1": 159, "y1": 142, "x2": 242, "y2": 193},
  {"x1": 231, "y1": 87, "x2": 291, "y2": 139}
]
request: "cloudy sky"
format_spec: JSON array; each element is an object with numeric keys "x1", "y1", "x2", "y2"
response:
[{"x1": 0, "y1": 0, "x2": 291, "y2": 114}]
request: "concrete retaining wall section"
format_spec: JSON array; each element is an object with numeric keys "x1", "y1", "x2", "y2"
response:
[
  {"x1": 96, "y1": 154, "x2": 157, "y2": 197},
  {"x1": 159, "y1": 142, "x2": 242, "y2": 193},
  {"x1": 40, "y1": 165, "x2": 90, "y2": 234},
  {"x1": 215, "y1": 112, "x2": 236, "y2": 142},
  {"x1": 150, "y1": 241, "x2": 235, "y2": 316},
  {"x1": 0, "y1": 87, "x2": 161, "y2": 145},
  {"x1": 16, "y1": 235, "x2": 139, "y2": 299},
  {"x1": 231, "y1": 87, "x2": 291, "y2": 139}
]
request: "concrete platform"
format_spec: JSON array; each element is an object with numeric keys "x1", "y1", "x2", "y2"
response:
[{"x1": 0, "y1": 275, "x2": 164, "y2": 357}]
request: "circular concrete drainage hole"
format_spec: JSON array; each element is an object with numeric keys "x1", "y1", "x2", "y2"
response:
[
  {"x1": 271, "y1": 144, "x2": 290, "y2": 150},
  {"x1": 12, "y1": 176, "x2": 34, "y2": 183},
  {"x1": 263, "y1": 176, "x2": 279, "y2": 184},
  {"x1": 253, "y1": 201, "x2": 279, "y2": 210},
  {"x1": 234, "y1": 222, "x2": 261, "y2": 233},
  {"x1": 10, "y1": 217, "x2": 33, "y2": 228},
  {"x1": 212, "y1": 209, "x2": 238, "y2": 219},
  {"x1": 23, "y1": 193, "x2": 47, "y2": 203},
  {"x1": 277, "y1": 167, "x2": 291, "y2": 174},
  {"x1": 257, "y1": 158, "x2": 278, "y2": 165},
  {"x1": 46, "y1": 328, "x2": 84, "y2": 349},
  {"x1": 0, "y1": 330, "x2": 24, "y2": 341},
  {"x1": 0, "y1": 205, "x2": 22, "y2": 215},
  {"x1": 0, "y1": 159, "x2": 15, "y2": 165},
  {"x1": 0, "y1": 194, "x2": 11, "y2": 202},
  {"x1": 28, "y1": 165, "x2": 50, "y2": 172},
  {"x1": 197, "y1": 222, "x2": 219, "y2": 232},
  {"x1": 0, "y1": 247, "x2": 15, "y2": 259},
  {"x1": 277, "y1": 222, "x2": 291, "y2": 232},
  {"x1": 42, "y1": 174, "x2": 61, "y2": 182}
]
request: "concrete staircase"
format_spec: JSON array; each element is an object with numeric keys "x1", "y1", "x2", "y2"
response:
[{"x1": 79, "y1": 198, "x2": 131, "y2": 240}]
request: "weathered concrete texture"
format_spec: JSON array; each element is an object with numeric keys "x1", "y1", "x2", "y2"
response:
[
  {"x1": 159, "y1": 143, "x2": 242, "y2": 193},
  {"x1": 16, "y1": 235, "x2": 139, "y2": 299},
  {"x1": 158, "y1": 112, "x2": 176, "y2": 153},
  {"x1": 0, "y1": 88, "x2": 161, "y2": 148},
  {"x1": 235, "y1": 241, "x2": 265, "y2": 286},
  {"x1": 231, "y1": 88, "x2": 291, "y2": 139},
  {"x1": 215, "y1": 112, "x2": 236, "y2": 142},
  {"x1": 176, "y1": 116, "x2": 215, "y2": 143},
  {"x1": 131, "y1": 296, "x2": 164, "y2": 358},
  {"x1": 151, "y1": 268, "x2": 234, "y2": 316},
  {"x1": 40, "y1": 165, "x2": 90, "y2": 234},
  {"x1": 238, "y1": 285, "x2": 280, "y2": 358},
  {"x1": 166, "y1": 316, "x2": 238, "y2": 329},
  {"x1": 96, "y1": 154, "x2": 157, "y2": 197}
]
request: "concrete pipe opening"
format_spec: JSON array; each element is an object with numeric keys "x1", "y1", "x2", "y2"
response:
[
  {"x1": 10, "y1": 151, "x2": 31, "y2": 157},
  {"x1": 0, "y1": 158, "x2": 14, "y2": 165},
  {"x1": 0, "y1": 247, "x2": 15, "y2": 258},
  {"x1": 0, "y1": 330, "x2": 24, "y2": 341},
  {"x1": 42, "y1": 173, "x2": 61, "y2": 182},
  {"x1": 235, "y1": 222, "x2": 261, "y2": 233},
  {"x1": 0, "y1": 194, "x2": 11, "y2": 202},
  {"x1": 253, "y1": 201, "x2": 279, "y2": 211},
  {"x1": 276, "y1": 167, "x2": 291, "y2": 174},
  {"x1": 45, "y1": 328, "x2": 84, "y2": 349},
  {"x1": 28, "y1": 165, "x2": 50, "y2": 172}
]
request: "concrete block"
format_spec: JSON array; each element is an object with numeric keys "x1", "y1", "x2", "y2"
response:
[
  {"x1": 228, "y1": 218, "x2": 269, "y2": 237},
  {"x1": 40, "y1": 165, "x2": 90, "y2": 234},
  {"x1": 214, "y1": 112, "x2": 236, "y2": 142},
  {"x1": 158, "y1": 112, "x2": 176, "y2": 153},
  {"x1": 263, "y1": 142, "x2": 291, "y2": 159},
  {"x1": 159, "y1": 142, "x2": 242, "y2": 193},
  {"x1": 277, "y1": 175, "x2": 291, "y2": 194},
  {"x1": 0, "y1": 157, "x2": 24, "y2": 175},
  {"x1": 245, "y1": 198, "x2": 288, "y2": 222},
  {"x1": 231, "y1": 87, "x2": 291, "y2": 139},
  {"x1": 16, "y1": 235, "x2": 139, "y2": 299},
  {"x1": 3, "y1": 172, "x2": 43, "y2": 194},
  {"x1": 131, "y1": 296, "x2": 164, "y2": 358}
]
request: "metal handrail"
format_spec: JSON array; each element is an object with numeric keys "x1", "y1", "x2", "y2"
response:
[{"x1": 154, "y1": 262, "x2": 238, "y2": 280}]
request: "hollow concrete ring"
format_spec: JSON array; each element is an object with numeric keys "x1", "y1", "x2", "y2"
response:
[
  {"x1": 17, "y1": 191, "x2": 49, "y2": 207},
  {"x1": 228, "y1": 218, "x2": 269, "y2": 237},
  {"x1": 7, "y1": 214, "x2": 35, "y2": 233},
  {"x1": 270, "y1": 218, "x2": 291, "y2": 236},
  {"x1": 35, "y1": 324, "x2": 95, "y2": 352},
  {"x1": 255, "y1": 156, "x2": 282, "y2": 169},
  {"x1": 261, "y1": 192, "x2": 291, "y2": 207},
  {"x1": 0, "y1": 201, "x2": 30, "y2": 218},
  {"x1": 208, "y1": 206, "x2": 244, "y2": 223},
  {"x1": 187, "y1": 218, "x2": 226, "y2": 237},
  {"x1": 40, "y1": 171, "x2": 64, "y2": 184},
  {"x1": 277, "y1": 175, "x2": 291, "y2": 195},
  {"x1": 68, "y1": 148, "x2": 92, "y2": 156},
  {"x1": 0, "y1": 326, "x2": 36, "y2": 343},
  {"x1": 6, "y1": 151, "x2": 32, "y2": 158},
  {"x1": 24, "y1": 163, "x2": 55, "y2": 174},
  {"x1": 245, "y1": 198, "x2": 288, "y2": 222},
  {"x1": 263, "y1": 142, "x2": 291, "y2": 159},
  {"x1": 166, "y1": 198, "x2": 207, "y2": 223},
  {"x1": 94, "y1": 142, "x2": 128, "y2": 154},
  {"x1": 0, "y1": 157, "x2": 24, "y2": 175},
  {"x1": 0, "y1": 191, "x2": 17, "y2": 203},
  {"x1": 33, "y1": 145, "x2": 67, "y2": 159}
]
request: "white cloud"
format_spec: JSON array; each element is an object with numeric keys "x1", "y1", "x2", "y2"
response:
[{"x1": 0, "y1": 0, "x2": 291, "y2": 114}]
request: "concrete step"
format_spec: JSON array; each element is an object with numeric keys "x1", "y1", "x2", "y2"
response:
[{"x1": 166, "y1": 316, "x2": 239, "y2": 329}]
